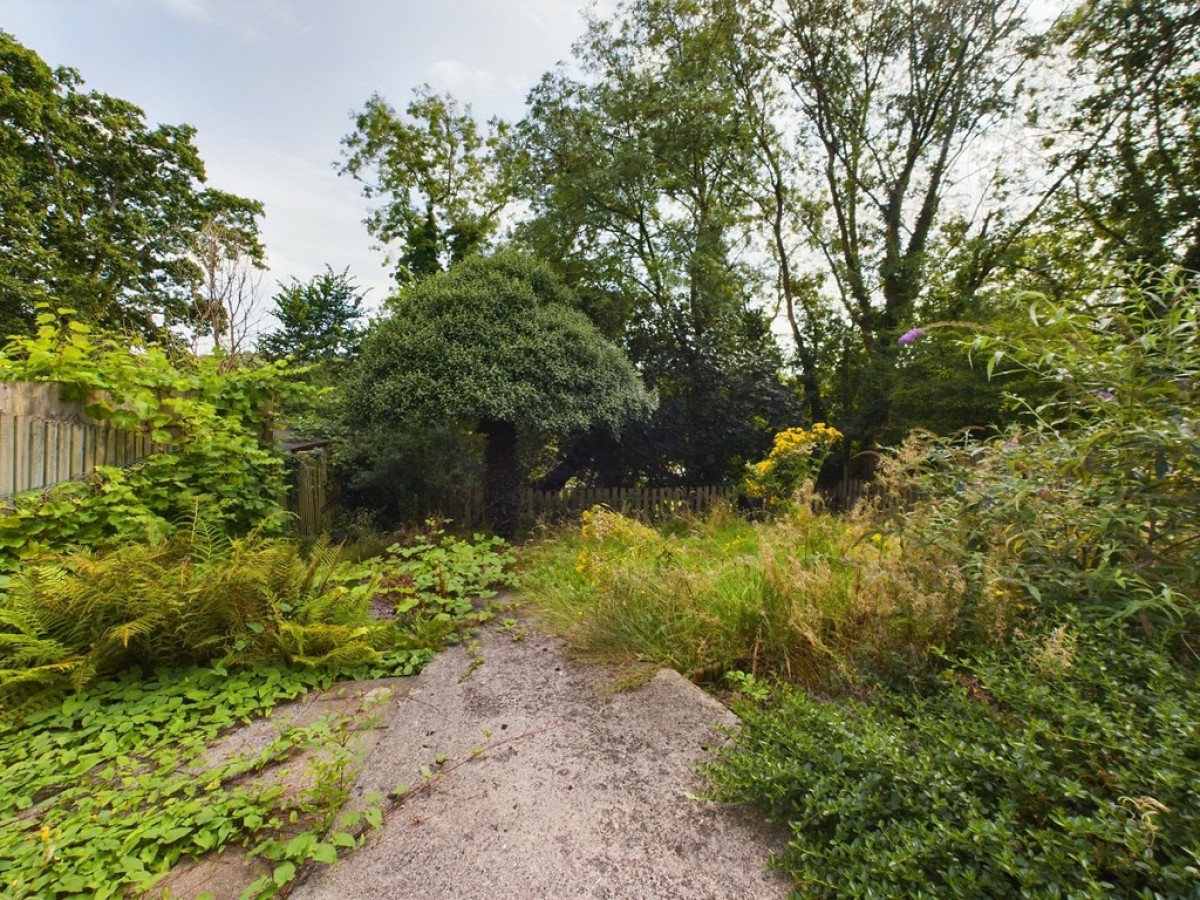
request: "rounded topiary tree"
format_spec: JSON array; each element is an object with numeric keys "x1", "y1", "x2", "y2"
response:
[{"x1": 345, "y1": 253, "x2": 655, "y2": 536}]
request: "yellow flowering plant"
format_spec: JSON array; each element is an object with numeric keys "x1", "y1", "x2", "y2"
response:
[{"x1": 743, "y1": 423, "x2": 842, "y2": 507}]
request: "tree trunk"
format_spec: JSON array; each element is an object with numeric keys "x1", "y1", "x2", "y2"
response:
[{"x1": 481, "y1": 418, "x2": 520, "y2": 539}]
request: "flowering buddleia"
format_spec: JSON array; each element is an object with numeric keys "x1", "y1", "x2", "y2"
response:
[{"x1": 898, "y1": 327, "x2": 927, "y2": 346}]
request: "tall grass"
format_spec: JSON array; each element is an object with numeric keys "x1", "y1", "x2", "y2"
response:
[{"x1": 519, "y1": 497, "x2": 965, "y2": 694}]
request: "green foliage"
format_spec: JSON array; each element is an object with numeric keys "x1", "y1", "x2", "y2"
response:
[
  {"x1": 705, "y1": 620, "x2": 1200, "y2": 898},
  {"x1": 346, "y1": 252, "x2": 654, "y2": 534},
  {"x1": 0, "y1": 521, "x2": 514, "y2": 896},
  {"x1": 891, "y1": 274, "x2": 1199, "y2": 631},
  {"x1": 1046, "y1": 0, "x2": 1200, "y2": 273},
  {"x1": 0, "y1": 517, "x2": 516, "y2": 712},
  {"x1": 742, "y1": 424, "x2": 843, "y2": 508},
  {"x1": 0, "y1": 660, "x2": 421, "y2": 899},
  {"x1": 1, "y1": 525, "x2": 359, "y2": 711},
  {"x1": 339, "y1": 86, "x2": 508, "y2": 283},
  {"x1": 332, "y1": 423, "x2": 484, "y2": 527},
  {"x1": 258, "y1": 266, "x2": 366, "y2": 364},
  {"x1": 507, "y1": 4, "x2": 800, "y2": 484},
  {"x1": 348, "y1": 253, "x2": 654, "y2": 436},
  {"x1": 0, "y1": 310, "x2": 307, "y2": 572},
  {"x1": 0, "y1": 31, "x2": 262, "y2": 339}
]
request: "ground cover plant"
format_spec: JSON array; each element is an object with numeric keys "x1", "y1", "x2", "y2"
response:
[
  {"x1": 521, "y1": 276, "x2": 1200, "y2": 896},
  {"x1": 0, "y1": 521, "x2": 516, "y2": 897},
  {"x1": 705, "y1": 621, "x2": 1200, "y2": 897}
]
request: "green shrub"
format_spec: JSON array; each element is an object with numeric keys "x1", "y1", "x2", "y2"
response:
[
  {"x1": 705, "y1": 619, "x2": 1200, "y2": 897},
  {"x1": 0, "y1": 309, "x2": 310, "y2": 573},
  {"x1": 887, "y1": 273, "x2": 1199, "y2": 633},
  {"x1": 742, "y1": 423, "x2": 843, "y2": 510},
  {"x1": 521, "y1": 504, "x2": 962, "y2": 692},
  {"x1": 0, "y1": 519, "x2": 517, "y2": 713}
]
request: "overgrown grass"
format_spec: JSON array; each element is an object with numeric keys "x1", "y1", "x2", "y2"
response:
[
  {"x1": 519, "y1": 280, "x2": 1200, "y2": 897},
  {"x1": 520, "y1": 499, "x2": 964, "y2": 693}
]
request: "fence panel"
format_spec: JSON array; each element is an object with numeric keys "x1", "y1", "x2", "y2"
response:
[
  {"x1": 285, "y1": 449, "x2": 332, "y2": 538},
  {"x1": 0, "y1": 382, "x2": 161, "y2": 499},
  {"x1": 426, "y1": 484, "x2": 742, "y2": 531}
]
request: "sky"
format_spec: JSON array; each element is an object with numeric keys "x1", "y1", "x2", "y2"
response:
[{"x1": 3, "y1": 0, "x2": 603, "y2": 311}]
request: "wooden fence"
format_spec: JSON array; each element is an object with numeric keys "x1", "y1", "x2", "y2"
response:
[
  {"x1": 426, "y1": 479, "x2": 872, "y2": 530},
  {"x1": 0, "y1": 382, "x2": 162, "y2": 498},
  {"x1": 284, "y1": 447, "x2": 333, "y2": 538}
]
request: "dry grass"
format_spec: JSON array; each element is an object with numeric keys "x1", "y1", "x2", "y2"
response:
[{"x1": 519, "y1": 494, "x2": 977, "y2": 695}]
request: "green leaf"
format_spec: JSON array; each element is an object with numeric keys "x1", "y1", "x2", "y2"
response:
[
  {"x1": 273, "y1": 861, "x2": 296, "y2": 886},
  {"x1": 310, "y1": 842, "x2": 338, "y2": 864}
]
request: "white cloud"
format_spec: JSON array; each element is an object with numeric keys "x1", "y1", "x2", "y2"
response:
[
  {"x1": 147, "y1": 0, "x2": 298, "y2": 42},
  {"x1": 429, "y1": 59, "x2": 504, "y2": 99}
]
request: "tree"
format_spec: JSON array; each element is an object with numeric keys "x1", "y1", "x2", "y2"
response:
[
  {"x1": 748, "y1": 0, "x2": 1031, "y2": 447},
  {"x1": 0, "y1": 31, "x2": 262, "y2": 339},
  {"x1": 184, "y1": 190, "x2": 267, "y2": 361},
  {"x1": 339, "y1": 86, "x2": 509, "y2": 284},
  {"x1": 258, "y1": 266, "x2": 366, "y2": 364},
  {"x1": 506, "y1": 1, "x2": 799, "y2": 483},
  {"x1": 344, "y1": 253, "x2": 655, "y2": 536},
  {"x1": 1048, "y1": 0, "x2": 1200, "y2": 277}
]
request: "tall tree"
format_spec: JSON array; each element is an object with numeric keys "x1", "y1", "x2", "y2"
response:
[
  {"x1": 507, "y1": 0, "x2": 799, "y2": 483},
  {"x1": 1049, "y1": 0, "x2": 1200, "y2": 277},
  {"x1": 0, "y1": 31, "x2": 261, "y2": 339},
  {"x1": 752, "y1": 0, "x2": 1030, "y2": 445},
  {"x1": 344, "y1": 253, "x2": 654, "y2": 536},
  {"x1": 184, "y1": 190, "x2": 267, "y2": 361},
  {"x1": 339, "y1": 86, "x2": 509, "y2": 284}
]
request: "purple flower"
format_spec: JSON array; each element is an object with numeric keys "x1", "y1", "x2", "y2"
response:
[
  {"x1": 1095, "y1": 390, "x2": 1115, "y2": 401},
  {"x1": 897, "y1": 327, "x2": 927, "y2": 346}
]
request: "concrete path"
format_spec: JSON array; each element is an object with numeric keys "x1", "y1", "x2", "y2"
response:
[{"x1": 292, "y1": 609, "x2": 790, "y2": 900}]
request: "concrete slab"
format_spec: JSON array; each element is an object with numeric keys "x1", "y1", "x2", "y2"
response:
[{"x1": 292, "y1": 612, "x2": 790, "y2": 900}]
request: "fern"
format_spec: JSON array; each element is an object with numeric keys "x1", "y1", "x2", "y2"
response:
[{"x1": 0, "y1": 514, "x2": 513, "y2": 712}]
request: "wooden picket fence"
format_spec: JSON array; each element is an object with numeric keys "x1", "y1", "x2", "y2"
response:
[
  {"x1": 0, "y1": 382, "x2": 164, "y2": 498},
  {"x1": 425, "y1": 480, "x2": 870, "y2": 530},
  {"x1": 428, "y1": 485, "x2": 733, "y2": 529}
]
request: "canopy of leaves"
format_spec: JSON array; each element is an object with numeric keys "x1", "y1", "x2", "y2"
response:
[
  {"x1": 345, "y1": 253, "x2": 655, "y2": 436},
  {"x1": 0, "y1": 31, "x2": 261, "y2": 340},
  {"x1": 258, "y1": 266, "x2": 366, "y2": 364},
  {"x1": 1049, "y1": 0, "x2": 1200, "y2": 274},
  {"x1": 339, "y1": 86, "x2": 508, "y2": 283}
]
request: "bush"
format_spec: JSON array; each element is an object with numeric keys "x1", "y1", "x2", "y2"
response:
[
  {"x1": 0, "y1": 309, "x2": 309, "y2": 574},
  {"x1": 887, "y1": 274, "x2": 1199, "y2": 633},
  {"x1": 0, "y1": 518, "x2": 516, "y2": 713},
  {"x1": 521, "y1": 503, "x2": 962, "y2": 692},
  {"x1": 742, "y1": 423, "x2": 843, "y2": 510},
  {"x1": 705, "y1": 619, "x2": 1200, "y2": 897}
]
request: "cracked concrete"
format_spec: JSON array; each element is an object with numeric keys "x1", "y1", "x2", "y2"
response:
[{"x1": 291, "y1": 608, "x2": 789, "y2": 900}]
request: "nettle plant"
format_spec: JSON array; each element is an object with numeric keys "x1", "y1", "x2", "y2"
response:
[
  {"x1": 743, "y1": 424, "x2": 843, "y2": 509},
  {"x1": 0, "y1": 307, "x2": 312, "y2": 572},
  {"x1": 896, "y1": 271, "x2": 1199, "y2": 630}
]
